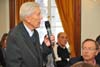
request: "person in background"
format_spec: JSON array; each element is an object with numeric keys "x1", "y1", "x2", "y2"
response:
[
  {"x1": 71, "y1": 61, "x2": 100, "y2": 67},
  {"x1": 0, "y1": 48, "x2": 5, "y2": 67},
  {"x1": 0, "y1": 33, "x2": 8, "y2": 67},
  {"x1": 95, "y1": 35, "x2": 100, "y2": 64},
  {"x1": 53, "y1": 32, "x2": 70, "y2": 67},
  {"x1": 0, "y1": 33, "x2": 8, "y2": 58},
  {"x1": 6, "y1": 2, "x2": 55, "y2": 67},
  {"x1": 69, "y1": 39, "x2": 100, "y2": 67},
  {"x1": 43, "y1": 35, "x2": 55, "y2": 67}
]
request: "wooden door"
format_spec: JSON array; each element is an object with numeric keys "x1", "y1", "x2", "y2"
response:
[{"x1": 9, "y1": 0, "x2": 34, "y2": 29}]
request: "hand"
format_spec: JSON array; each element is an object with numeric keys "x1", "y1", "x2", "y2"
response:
[{"x1": 43, "y1": 34, "x2": 55, "y2": 47}]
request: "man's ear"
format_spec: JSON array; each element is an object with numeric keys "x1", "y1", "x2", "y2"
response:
[
  {"x1": 96, "y1": 50, "x2": 99, "y2": 56},
  {"x1": 25, "y1": 16, "x2": 31, "y2": 22}
]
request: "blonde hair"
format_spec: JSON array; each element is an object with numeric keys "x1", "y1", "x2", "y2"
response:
[{"x1": 71, "y1": 61, "x2": 100, "y2": 67}]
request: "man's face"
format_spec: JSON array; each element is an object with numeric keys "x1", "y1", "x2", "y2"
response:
[
  {"x1": 82, "y1": 41, "x2": 98, "y2": 61},
  {"x1": 58, "y1": 33, "x2": 68, "y2": 47},
  {"x1": 26, "y1": 7, "x2": 42, "y2": 29}
]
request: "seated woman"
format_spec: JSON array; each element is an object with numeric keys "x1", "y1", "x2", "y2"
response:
[{"x1": 0, "y1": 33, "x2": 8, "y2": 67}]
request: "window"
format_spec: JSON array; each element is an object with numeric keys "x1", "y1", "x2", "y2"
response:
[{"x1": 36, "y1": 0, "x2": 64, "y2": 44}]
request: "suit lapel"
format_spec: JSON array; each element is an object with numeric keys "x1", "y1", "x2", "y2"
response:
[
  {"x1": 18, "y1": 22, "x2": 43, "y2": 66},
  {"x1": 19, "y1": 23, "x2": 39, "y2": 59},
  {"x1": 31, "y1": 29, "x2": 43, "y2": 65}
]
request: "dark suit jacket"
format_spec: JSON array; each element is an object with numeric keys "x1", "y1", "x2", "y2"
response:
[
  {"x1": 0, "y1": 47, "x2": 5, "y2": 67},
  {"x1": 68, "y1": 56, "x2": 100, "y2": 67},
  {"x1": 95, "y1": 53, "x2": 100, "y2": 64},
  {"x1": 6, "y1": 22, "x2": 51, "y2": 67},
  {"x1": 56, "y1": 45, "x2": 70, "y2": 67}
]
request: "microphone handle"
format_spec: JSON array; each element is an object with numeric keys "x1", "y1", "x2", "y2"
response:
[{"x1": 47, "y1": 28, "x2": 52, "y2": 43}]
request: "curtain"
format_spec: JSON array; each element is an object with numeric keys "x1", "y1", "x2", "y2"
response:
[{"x1": 55, "y1": 0, "x2": 78, "y2": 57}]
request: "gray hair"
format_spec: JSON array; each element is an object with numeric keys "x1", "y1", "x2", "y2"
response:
[
  {"x1": 20, "y1": 2, "x2": 40, "y2": 20},
  {"x1": 82, "y1": 38, "x2": 99, "y2": 50}
]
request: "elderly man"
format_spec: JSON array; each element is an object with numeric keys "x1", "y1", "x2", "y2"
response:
[
  {"x1": 53, "y1": 32, "x2": 70, "y2": 67},
  {"x1": 69, "y1": 39, "x2": 100, "y2": 67},
  {"x1": 6, "y1": 2, "x2": 55, "y2": 67}
]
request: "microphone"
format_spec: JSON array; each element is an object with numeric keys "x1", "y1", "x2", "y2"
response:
[
  {"x1": 45, "y1": 21, "x2": 52, "y2": 43},
  {"x1": 45, "y1": 21, "x2": 56, "y2": 67}
]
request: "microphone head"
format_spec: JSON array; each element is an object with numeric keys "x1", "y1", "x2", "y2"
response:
[{"x1": 45, "y1": 21, "x2": 50, "y2": 29}]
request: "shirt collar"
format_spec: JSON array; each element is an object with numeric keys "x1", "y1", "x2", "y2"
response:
[{"x1": 23, "y1": 23, "x2": 34, "y2": 37}]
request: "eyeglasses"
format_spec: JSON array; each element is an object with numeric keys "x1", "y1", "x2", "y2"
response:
[{"x1": 82, "y1": 47, "x2": 96, "y2": 51}]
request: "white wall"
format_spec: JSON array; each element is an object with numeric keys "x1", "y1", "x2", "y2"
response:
[
  {"x1": 0, "y1": 0, "x2": 9, "y2": 39},
  {"x1": 81, "y1": 0, "x2": 100, "y2": 42}
]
